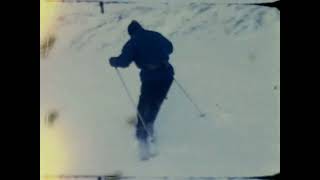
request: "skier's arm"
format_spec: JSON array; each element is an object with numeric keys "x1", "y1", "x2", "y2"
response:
[
  {"x1": 165, "y1": 39, "x2": 173, "y2": 55},
  {"x1": 160, "y1": 34, "x2": 173, "y2": 55},
  {"x1": 110, "y1": 40, "x2": 135, "y2": 68}
]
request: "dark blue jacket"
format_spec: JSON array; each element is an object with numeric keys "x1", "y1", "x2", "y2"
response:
[{"x1": 111, "y1": 21, "x2": 174, "y2": 81}]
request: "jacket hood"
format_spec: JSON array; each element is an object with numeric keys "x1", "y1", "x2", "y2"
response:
[{"x1": 128, "y1": 20, "x2": 143, "y2": 36}]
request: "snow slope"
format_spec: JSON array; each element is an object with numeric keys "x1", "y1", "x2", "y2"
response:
[{"x1": 40, "y1": 1, "x2": 280, "y2": 178}]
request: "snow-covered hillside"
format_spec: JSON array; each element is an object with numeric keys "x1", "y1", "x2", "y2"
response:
[{"x1": 40, "y1": 1, "x2": 280, "y2": 178}]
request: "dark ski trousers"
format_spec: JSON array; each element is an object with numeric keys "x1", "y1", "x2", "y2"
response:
[{"x1": 136, "y1": 77, "x2": 173, "y2": 142}]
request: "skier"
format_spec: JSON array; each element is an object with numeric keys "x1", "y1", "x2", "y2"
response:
[{"x1": 109, "y1": 20, "x2": 174, "y2": 160}]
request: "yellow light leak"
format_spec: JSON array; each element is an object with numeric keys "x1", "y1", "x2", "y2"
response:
[
  {"x1": 40, "y1": 121, "x2": 69, "y2": 180},
  {"x1": 40, "y1": 0, "x2": 60, "y2": 42}
]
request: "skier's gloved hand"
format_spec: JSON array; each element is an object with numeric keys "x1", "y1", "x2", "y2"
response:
[{"x1": 109, "y1": 57, "x2": 118, "y2": 67}]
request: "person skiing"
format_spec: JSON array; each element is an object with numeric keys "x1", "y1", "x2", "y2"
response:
[{"x1": 109, "y1": 20, "x2": 174, "y2": 160}]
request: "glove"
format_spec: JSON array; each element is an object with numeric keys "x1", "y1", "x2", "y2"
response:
[{"x1": 109, "y1": 57, "x2": 118, "y2": 67}]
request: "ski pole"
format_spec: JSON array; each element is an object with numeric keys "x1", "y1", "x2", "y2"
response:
[
  {"x1": 173, "y1": 78, "x2": 205, "y2": 117},
  {"x1": 114, "y1": 68, "x2": 153, "y2": 138}
]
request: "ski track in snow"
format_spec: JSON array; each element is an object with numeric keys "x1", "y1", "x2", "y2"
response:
[{"x1": 40, "y1": 2, "x2": 280, "y2": 178}]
